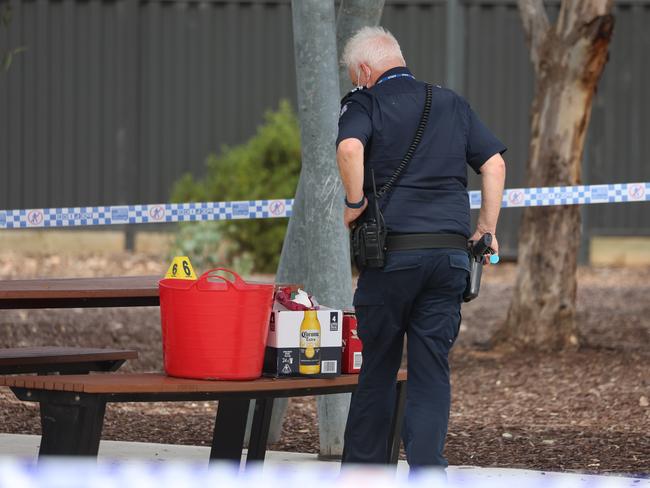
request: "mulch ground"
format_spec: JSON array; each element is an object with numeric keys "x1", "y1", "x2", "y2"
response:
[{"x1": 0, "y1": 252, "x2": 648, "y2": 475}]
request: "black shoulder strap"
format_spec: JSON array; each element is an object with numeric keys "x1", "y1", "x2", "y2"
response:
[{"x1": 376, "y1": 83, "x2": 433, "y2": 201}]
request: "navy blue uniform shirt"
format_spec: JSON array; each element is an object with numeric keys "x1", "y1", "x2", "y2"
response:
[{"x1": 337, "y1": 67, "x2": 506, "y2": 238}]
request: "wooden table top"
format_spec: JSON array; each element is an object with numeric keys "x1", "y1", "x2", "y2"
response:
[
  {"x1": 0, "y1": 370, "x2": 407, "y2": 394},
  {"x1": 0, "y1": 347, "x2": 138, "y2": 367},
  {"x1": 0, "y1": 276, "x2": 160, "y2": 300},
  {"x1": 0, "y1": 276, "x2": 293, "y2": 309}
]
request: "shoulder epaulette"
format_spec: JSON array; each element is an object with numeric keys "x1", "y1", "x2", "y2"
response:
[
  {"x1": 340, "y1": 86, "x2": 365, "y2": 106},
  {"x1": 339, "y1": 87, "x2": 374, "y2": 115}
]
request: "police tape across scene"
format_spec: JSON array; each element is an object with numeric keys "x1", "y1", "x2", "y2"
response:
[{"x1": 0, "y1": 182, "x2": 647, "y2": 229}]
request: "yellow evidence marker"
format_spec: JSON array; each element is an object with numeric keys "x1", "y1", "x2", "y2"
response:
[{"x1": 165, "y1": 256, "x2": 197, "y2": 280}]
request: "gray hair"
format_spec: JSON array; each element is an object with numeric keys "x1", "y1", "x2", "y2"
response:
[{"x1": 341, "y1": 26, "x2": 406, "y2": 71}]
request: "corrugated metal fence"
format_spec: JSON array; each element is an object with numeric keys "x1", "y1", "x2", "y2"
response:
[{"x1": 1, "y1": 0, "x2": 649, "y2": 256}]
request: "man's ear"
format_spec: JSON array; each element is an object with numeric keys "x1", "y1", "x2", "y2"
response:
[{"x1": 361, "y1": 63, "x2": 372, "y2": 84}]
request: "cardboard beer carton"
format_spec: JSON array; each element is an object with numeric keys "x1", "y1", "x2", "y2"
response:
[{"x1": 263, "y1": 304, "x2": 342, "y2": 378}]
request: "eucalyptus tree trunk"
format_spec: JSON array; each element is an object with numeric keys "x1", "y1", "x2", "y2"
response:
[
  {"x1": 311, "y1": 0, "x2": 386, "y2": 459},
  {"x1": 266, "y1": 0, "x2": 385, "y2": 456},
  {"x1": 269, "y1": 0, "x2": 385, "y2": 457},
  {"x1": 261, "y1": 0, "x2": 346, "y2": 449},
  {"x1": 494, "y1": 0, "x2": 614, "y2": 350}
]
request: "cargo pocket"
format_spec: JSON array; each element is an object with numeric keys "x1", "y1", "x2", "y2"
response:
[
  {"x1": 449, "y1": 253, "x2": 471, "y2": 273},
  {"x1": 352, "y1": 289, "x2": 385, "y2": 345},
  {"x1": 449, "y1": 252, "x2": 471, "y2": 303}
]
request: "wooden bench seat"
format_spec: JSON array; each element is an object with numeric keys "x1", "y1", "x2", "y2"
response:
[
  {"x1": 0, "y1": 371, "x2": 407, "y2": 465},
  {"x1": 0, "y1": 347, "x2": 138, "y2": 375}
]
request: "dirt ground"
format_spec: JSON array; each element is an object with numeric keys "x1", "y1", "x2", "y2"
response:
[{"x1": 0, "y1": 251, "x2": 648, "y2": 476}]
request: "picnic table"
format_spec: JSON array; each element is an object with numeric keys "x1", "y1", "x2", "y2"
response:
[
  {"x1": 0, "y1": 275, "x2": 362, "y2": 464},
  {"x1": 0, "y1": 276, "x2": 156, "y2": 454},
  {"x1": 0, "y1": 371, "x2": 408, "y2": 465}
]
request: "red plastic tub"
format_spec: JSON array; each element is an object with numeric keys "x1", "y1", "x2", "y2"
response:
[{"x1": 159, "y1": 268, "x2": 275, "y2": 380}]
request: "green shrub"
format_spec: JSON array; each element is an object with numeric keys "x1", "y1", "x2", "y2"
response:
[
  {"x1": 168, "y1": 221, "x2": 254, "y2": 277},
  {"x1": 171, "y1": 100, "x2": 301, "y2": 273}
]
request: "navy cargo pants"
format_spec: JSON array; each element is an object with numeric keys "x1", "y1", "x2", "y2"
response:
[{"x1": 342, "y1": 248, "x2": 470, "y2": 468}]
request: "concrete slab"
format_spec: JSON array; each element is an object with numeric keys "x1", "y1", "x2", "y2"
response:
[
  {"x1": 0, "y1": 434, "x2": 318, "y2": 464},
  {"x1": 0, "y1": 434, "x2": 646, "y2": 487}
]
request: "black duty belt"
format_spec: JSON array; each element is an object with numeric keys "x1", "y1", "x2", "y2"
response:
[{"x1": 385, "y1": 233, "x2": 468, "y2": 252}]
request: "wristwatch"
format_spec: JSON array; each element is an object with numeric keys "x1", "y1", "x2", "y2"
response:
[{"x1": 344, "y1": 196, "x2": 366, "y2": 209}]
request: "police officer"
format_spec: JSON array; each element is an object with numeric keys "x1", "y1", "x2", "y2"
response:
[{"x1": 337, "y1": 27, "x2": 507, "y2": 469}]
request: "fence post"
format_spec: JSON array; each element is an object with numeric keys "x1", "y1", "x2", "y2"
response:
[
  {"x1": 445, "y1": 0, "x2": 465, "y2": 93},
  {"x1": 116, "y1": 0, "x2": 139, "y2": 251}
]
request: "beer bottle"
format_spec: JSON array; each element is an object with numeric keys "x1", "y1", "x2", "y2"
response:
[{"x1": 299, "y1": 310, "x2": 321, "y2": 374}]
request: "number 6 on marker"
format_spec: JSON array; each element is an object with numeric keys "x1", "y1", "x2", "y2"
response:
[{"x1": 164, "y1": 256, "x2": 196, "y2": 280}]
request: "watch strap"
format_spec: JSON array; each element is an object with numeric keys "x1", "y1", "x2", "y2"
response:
[{"x1": 344, "y1": 196, "x2": 366, "y2": 209}]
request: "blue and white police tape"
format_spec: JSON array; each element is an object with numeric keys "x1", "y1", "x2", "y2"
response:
[
  {"x1": 0, "y1": 199, "x2": 294, "y2": 229},
  {"x1": 470, "y1": 181, "x2": 649, "y2": 209},
  {"x1": 0, "y1": 182, "x2": 647, "y2": 230}
]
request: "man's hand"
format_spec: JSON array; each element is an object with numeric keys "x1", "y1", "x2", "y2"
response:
[
  {"x1": 344, "y1": 198, "x2": 368, "y2": 228},
  {"x1": 470, "y1": 229, "x2": 499, "y2": 262}
]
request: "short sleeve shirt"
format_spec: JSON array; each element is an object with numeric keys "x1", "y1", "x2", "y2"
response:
[
  {"x1": 337, "y1": 95, "x2": 372, "y2": 148},
  {"x1": 464, "y1": 102, "x2": 506, "y2": 174},
  {"x1": 337, "y1": 85, "x2": 505, "y2": 174},
  {"x1": 335, "y1": 67, "x2": 506, "y2": 237}
]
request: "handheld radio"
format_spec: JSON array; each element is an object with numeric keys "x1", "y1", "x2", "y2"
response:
[{"x1": 350, "y1": 170, "x2": 387, "y2": 269}]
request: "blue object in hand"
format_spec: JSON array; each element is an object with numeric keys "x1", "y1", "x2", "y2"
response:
[{"x1": 489, "y1": 254, "x2": 500, "y2": 264}]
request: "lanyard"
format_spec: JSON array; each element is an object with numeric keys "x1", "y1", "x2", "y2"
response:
[{"x1": 376, "y1": 73, "x2": 415, "y2": 85}]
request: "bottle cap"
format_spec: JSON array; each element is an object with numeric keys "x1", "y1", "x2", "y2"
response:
[{"x1": 489, "y1": 254, "x2": 500, "y2": 264}]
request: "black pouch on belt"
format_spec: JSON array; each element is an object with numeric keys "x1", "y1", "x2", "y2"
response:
[
  {"x1": 350, "y1": 185, "x2": 386, "y2": 270},
  {"x1": 350, "y1": 219, "x2": 386, "y2": 270}
]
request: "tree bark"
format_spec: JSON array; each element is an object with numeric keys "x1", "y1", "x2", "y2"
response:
[
  {"x1": 311, "y1": 0, "x2": 386, "y2": 460},
  {"x1": 336, "y1": 0, "x2": 385, "y2": 96},
  {"x1": 494, "y1": 1, "x2": 614, "y2": 351},
  {"x1": 276, "y1": 0, "x2": 385, "y2": 458},
  {"x1": 269, "y1": 0, "x2": 349, "y2": 449}
]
